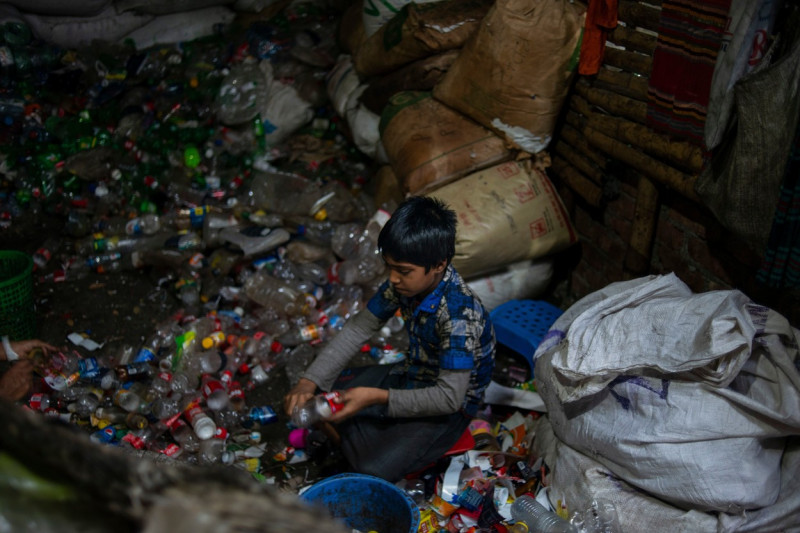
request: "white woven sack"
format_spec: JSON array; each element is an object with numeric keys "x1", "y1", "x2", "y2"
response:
[{"x1": 534, "y1": 274, "x2": 800, "y2": 513}]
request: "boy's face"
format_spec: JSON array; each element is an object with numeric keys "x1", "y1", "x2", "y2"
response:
[{"x1": 384, "y1": 255, "x2": 446, "y2": 299}]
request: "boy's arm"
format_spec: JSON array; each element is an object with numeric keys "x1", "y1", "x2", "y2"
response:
[
  {"x1": 301, "y1": 308, "x2": 384, "y2": 391},
  {"x1": 387, "y1": 369, "x2": 471, "y2": 417}
]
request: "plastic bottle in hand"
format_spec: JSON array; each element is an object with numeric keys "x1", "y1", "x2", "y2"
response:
[
  {"x1": 510, "y1": 494, "x2": 578, "y2": 533},
  {"x1": 291, "y1": 391, "x2": 344, "y2": 428}
]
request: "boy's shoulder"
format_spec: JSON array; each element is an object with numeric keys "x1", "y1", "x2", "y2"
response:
[{"x1": 440, "y1": 266, "x2": 488, "y2": 312}]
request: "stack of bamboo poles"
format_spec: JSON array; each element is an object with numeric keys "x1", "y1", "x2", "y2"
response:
[{"x1": 551, "y1": 0, "x2": 707, "y2": 276}]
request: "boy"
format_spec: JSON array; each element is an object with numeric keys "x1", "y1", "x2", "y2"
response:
[{"x1": 284, "y1": 196, "x2": 495, "y2": 482}]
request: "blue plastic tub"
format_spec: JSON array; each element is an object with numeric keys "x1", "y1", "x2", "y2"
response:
[{"x1": 300, "y1": 473, "x2": 420, "y2": 533}]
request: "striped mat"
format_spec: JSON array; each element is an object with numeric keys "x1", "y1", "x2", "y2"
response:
[{"x1": 646, "y1": 0, "x2": 732, "y2": 148}]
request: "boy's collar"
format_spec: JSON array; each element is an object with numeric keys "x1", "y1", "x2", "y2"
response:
[{"x1": 415, "y1": 264, "x2": 454, "y2": 313}]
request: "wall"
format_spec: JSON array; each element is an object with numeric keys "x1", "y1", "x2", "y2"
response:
[
  {"x1": 545, "y1": 0, "x2": 800, "y2": 326},
  {"x1": 552, "y1": 174, "x2": 800, "y2": 327}
]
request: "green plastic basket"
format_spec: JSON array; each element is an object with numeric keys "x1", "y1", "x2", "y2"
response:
[{"x1": 0, "y1": 250, "x2": 36, "y2": 340}]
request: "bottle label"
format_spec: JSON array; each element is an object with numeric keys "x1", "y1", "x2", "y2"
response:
[
  {"x1": 78, "y1": 357, "x2": 101, "y2": 378},
  {"x1": 202, "y1": 378, "x2": 225, "y2": 399},
  {"x1": 249, "y1": 405, "x2": 277, "y2": 425},
  {"x1": 91, "y1": 427, "x2": 116, "y2": 444},
  {"x1": 321, "y1": 391, "x2": 344, "y2": 417},
  {"x1": 228, "y1": 384, "x2": 244, "y2": 401},
  {"x1": 134, "y1": 348, "x2": 156, "y2": 363},
  {"x1": 327, "y1": 262, "x2": 341, "y2": 283},
  {"x1": 122, "y1": 432, "x2": 146, "y2": 450},
  {"x1": 299, "y1": 324, "x2": 320, "y2": 342},
  {"x1": 160, "y1": 443, "x2": 182, "y2": 457},
  {"x1": 29, "y1": 393, "x2": 47, "y2": 411}
]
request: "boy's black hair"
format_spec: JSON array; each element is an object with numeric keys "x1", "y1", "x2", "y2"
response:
[{"x1": 378, "y1": 196, "x2": 457, "y2": 271}]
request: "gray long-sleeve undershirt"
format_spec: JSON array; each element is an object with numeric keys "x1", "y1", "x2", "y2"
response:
[{"x1": 301, "y1": 308, "x2": 471, "y2": 418}]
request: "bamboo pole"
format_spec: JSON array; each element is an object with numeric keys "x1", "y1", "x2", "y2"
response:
[
  {"x1": 561, "y1": 119, "x2": 609, "y2": 169},
  {"x1": 570, "y1": 91, "x2": 704, "y2": 174},
  {"x1": 603, "y1": 47, "x2": 653, "y2": 77},
  {"x1": 624, "y1": 174, "x2": 660, "y2": 276},
  {"x1": 607, "y1": 23, "x2": 658, "y2": 56},
  {"x1": 551, "y1": 156, "x2": 605, "y2": 207},
  {"x1": 585, "y1": 114, "x2": 705, "y2": 173},
  {"x1": 618, "y1": 0, "x2": 662, "y2": 32},
  {"x1": 592, "y1": 68, "x2": 650, "y2": 102},
  {"x1": 582, "y1": 125, "x2": 699, "y2": 201},
  {"x1": 554, "y1": 138, "x2": 606, "y2": 186},
  {"x1": 574, "y1": 81, "x2": 648, "y2": 124}
]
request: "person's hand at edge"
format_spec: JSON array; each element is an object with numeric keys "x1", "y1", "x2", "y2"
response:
[
  {"x1": 1, "y1": 338, "x2": 58, "y2": 361},
  {"x1": 0, "y1": 360, "x2": 34, "y2": 402}
]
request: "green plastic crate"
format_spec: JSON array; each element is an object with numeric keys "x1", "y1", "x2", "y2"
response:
[{"x1": 0, "y1": 250, "x2": 36, "y2": 340}]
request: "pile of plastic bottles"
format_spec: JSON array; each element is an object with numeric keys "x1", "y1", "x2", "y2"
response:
[
  {"x1": 0, "y1": 1, "x2": 363, "y2": 233},
  {"x1": 0, "y1": 1, "x2": 415, "y2": 480}
]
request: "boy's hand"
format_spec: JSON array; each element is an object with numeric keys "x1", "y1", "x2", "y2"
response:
[
  {"x1": 328, "y1": 387, "x2": 389, "y2": 422},
  {"x1": 284, "y1": 377, "x2": 317, "y2": 415},
  {"x1": 0, "y1": 360, "x2": 34, "y2": 402}
]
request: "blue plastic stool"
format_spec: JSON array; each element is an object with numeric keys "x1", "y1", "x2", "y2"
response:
[{"x1": 490, "y1": 299, "x2": 563, "y2": 379}]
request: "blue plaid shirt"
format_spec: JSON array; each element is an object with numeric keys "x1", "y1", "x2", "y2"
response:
[{"x1": 367, "y1": 264, "x2": 495, "y2": 417}]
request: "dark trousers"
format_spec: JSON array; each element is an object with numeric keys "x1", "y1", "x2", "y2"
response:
[{"x1": 332, "y1": 363, "x2": 471, "y2": 483}]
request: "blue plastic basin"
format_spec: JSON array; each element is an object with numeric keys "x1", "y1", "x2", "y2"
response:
[{"x1": 300, "y1": 473, "x2": 420, "y2": 533}]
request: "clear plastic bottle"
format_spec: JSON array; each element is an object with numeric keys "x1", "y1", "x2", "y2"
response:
[
  {"x1": 124, "y1": 213, "x2": 161, "y2": 236},
  {"x1": 330, "y1": 222, "x2": 368, "y2": 260},
  {"x1": 198, "y1": 430, "x2": 228, "y2": 465},
  {"x1": 147, "y1": 370, "x2": 173, "y2": 401},
  {"x1": 243, "y1": 269, "x2": 308, "y2": 316},
  {"x1": 181, "y1": 396, "x2": 217, "y2": 440},
  {"x1": 511, "y1": 495, "x2": 579, "y2": 533},
  {"x1": 215, "y1": 57, "x2": 268, "y2": 126},
  {"x1": 151, "y1": 396, "x2": 181, "y2": 420},
  {"x1": 328, "y1": 253, "x2": 385, "y2": 286},
  {"x1": 168, "y1": 417, "x2": 201, "y2": 453},
  {"x1": 113, "y1": 382, "x2": 149, "y2": 413},
  {"x1": 569, "y1": 499, "x2": 622, "y2": 533},
  {"x1": 276, "y1": 323, "x2": 329, "y2": 347},
  {"x1": 290, "y1": 391, "x2": 344, "y2": 428}
]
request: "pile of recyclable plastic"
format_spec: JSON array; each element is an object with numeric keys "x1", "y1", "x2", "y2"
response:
[
  {"x1": 0, "y1": 6, "x2": 623, "y2": 532},
  {"x1": 0, "y1": 1, "x2": 414, "y2": 482}
]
